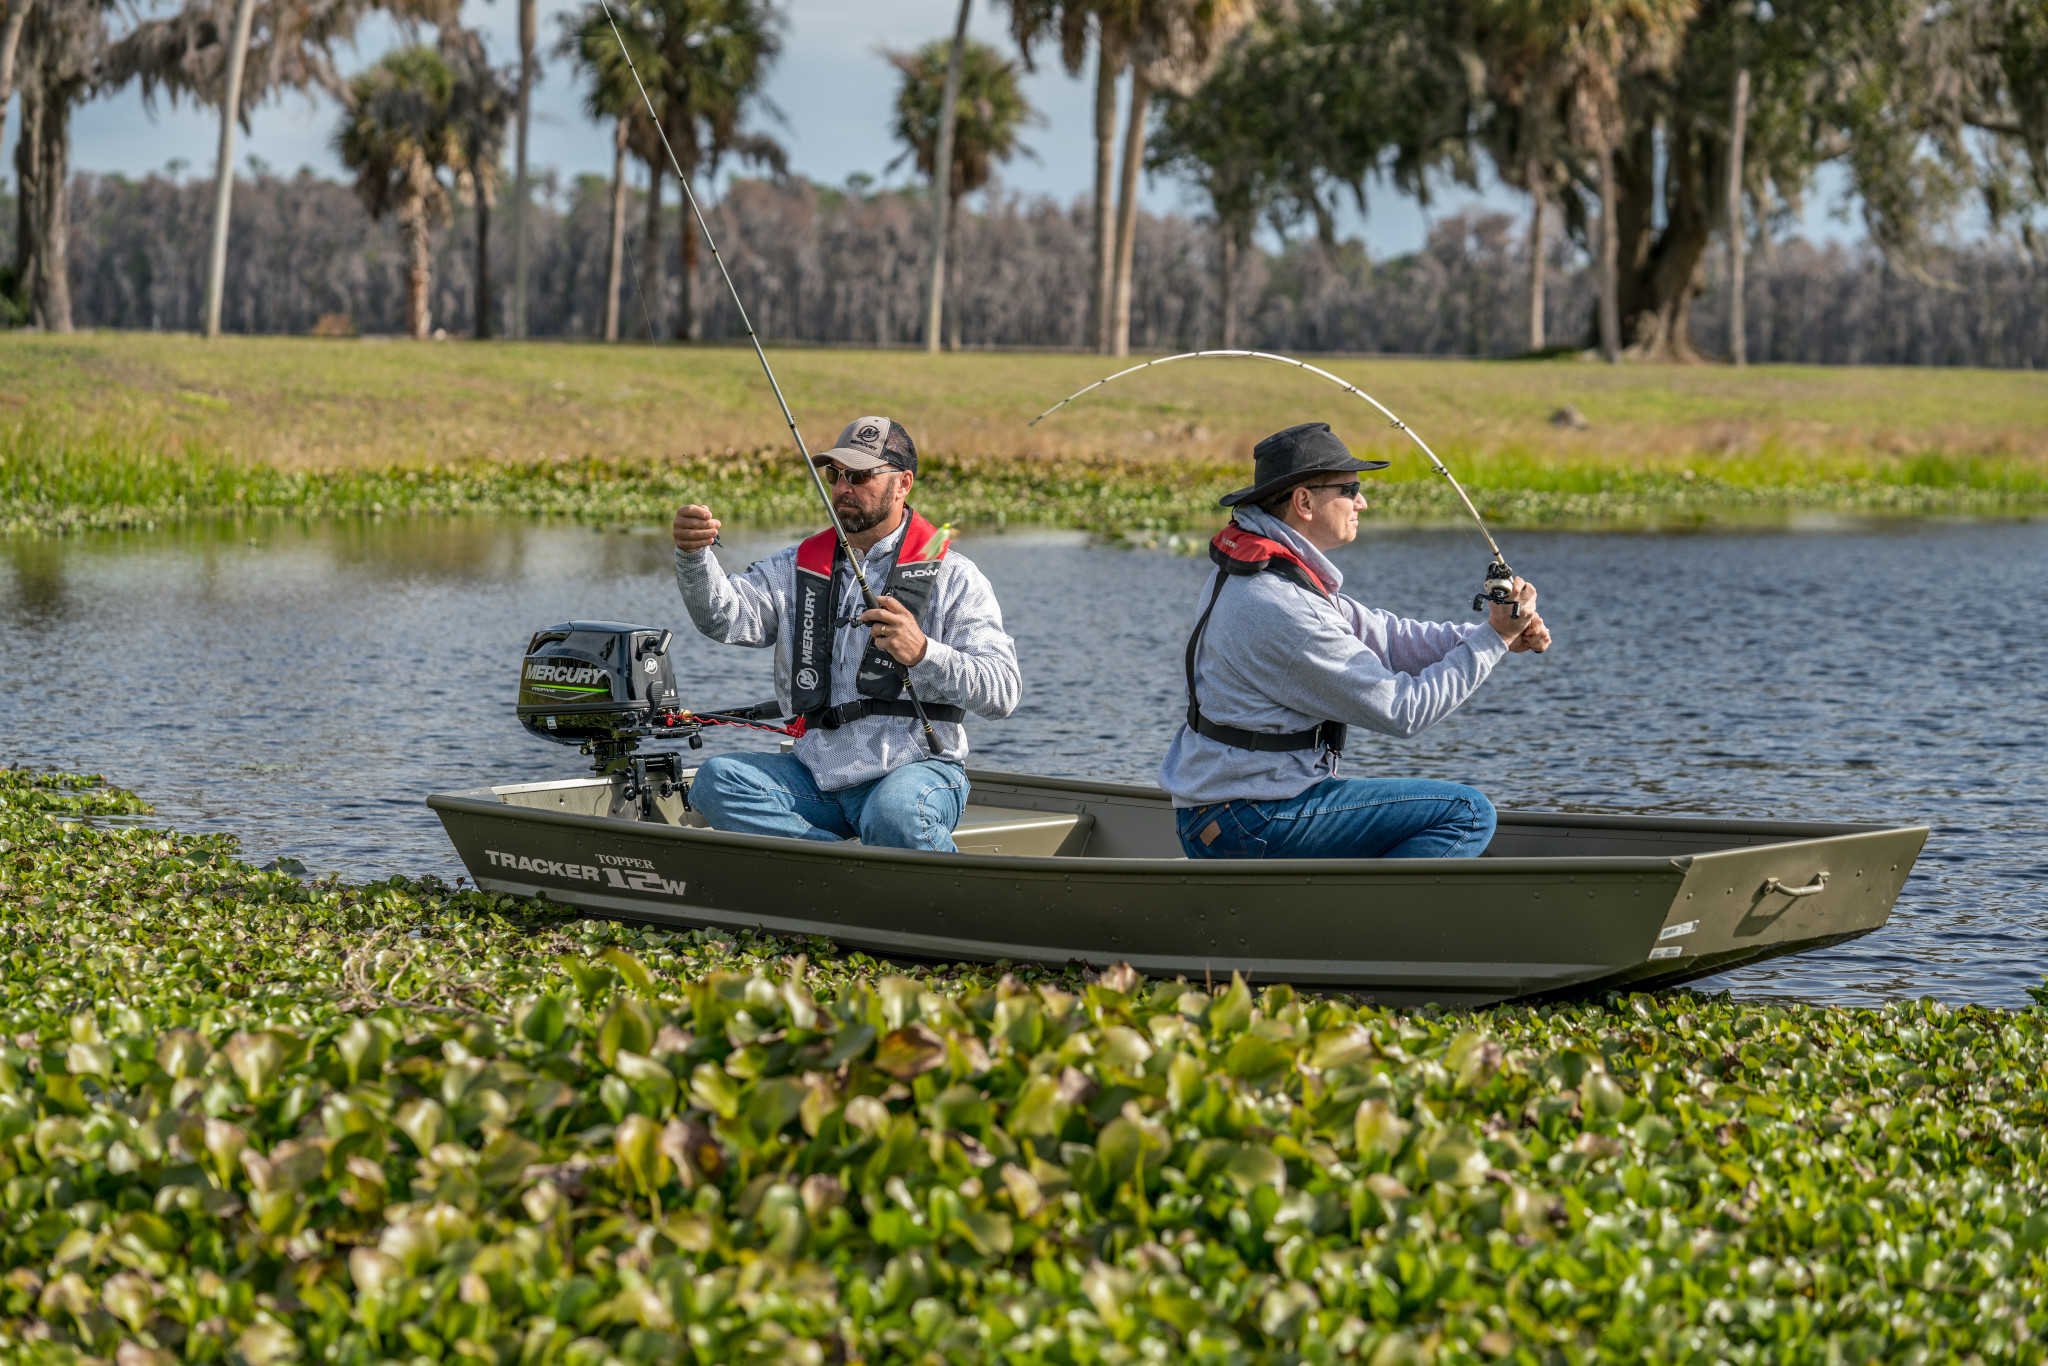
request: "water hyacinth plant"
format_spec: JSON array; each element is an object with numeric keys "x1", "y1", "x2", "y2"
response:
[{"x1": 1, "y1": 769, "x2": 2045, "y2": 1363}]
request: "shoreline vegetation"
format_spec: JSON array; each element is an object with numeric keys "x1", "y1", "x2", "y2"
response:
[
  {"x1": 3, "y1": 770, "x2": 2047, "y2": 1363},
  {"x1": 3, "y1": 335, "x2": 2047, "y2": 538}
]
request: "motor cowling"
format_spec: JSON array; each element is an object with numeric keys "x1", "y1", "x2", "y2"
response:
[{"x1": 517, "y1": 621, "x2": 682, "y2": 745}]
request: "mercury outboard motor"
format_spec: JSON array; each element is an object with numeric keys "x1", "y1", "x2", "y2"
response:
[
  {"x1": 517, "y1": 621, "x2": 684, "y2": 745},
  {"x1": 515, "y1": 622, "x2": 786, "y2": 817}
]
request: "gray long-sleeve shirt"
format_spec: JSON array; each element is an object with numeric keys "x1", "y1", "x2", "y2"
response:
[
  {"x1": 1158, "y1": 506, "x2": 1510, "y2": 807},
  {"x1": 675, "y1": 518, "x2": 1020, "y2": 791}
]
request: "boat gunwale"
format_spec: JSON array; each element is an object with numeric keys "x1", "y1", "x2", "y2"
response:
[{"x1": 427, "y1": 786, "x2": 1927, "y2": 881}]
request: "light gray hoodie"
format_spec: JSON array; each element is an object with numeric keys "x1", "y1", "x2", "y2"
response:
[{"x1": 1158, "y1": 506, "x2": 1511, "y2": 807}]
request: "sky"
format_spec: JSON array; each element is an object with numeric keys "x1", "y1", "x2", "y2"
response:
[{"x1": 14, "y1": 0, "x2": 1867, "y2": 257}]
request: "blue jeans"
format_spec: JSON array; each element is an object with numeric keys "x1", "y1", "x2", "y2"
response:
[
  {"x1": 1177, "y1": 778, "x2": 1496, "y2": 860},
  {"x1": 688, "y1": 752, "x2": 969, "y2": 852}
]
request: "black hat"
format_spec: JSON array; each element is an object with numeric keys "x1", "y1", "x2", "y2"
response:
[{"x1": 1219, "y1": 422, "x2": 1389, "y2": 507}]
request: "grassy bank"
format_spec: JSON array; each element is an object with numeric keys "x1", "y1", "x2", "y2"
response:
[
  {"x1": 4, "y1": 334, "x2": 2047, "y2": 535},
  {"x1": 2, "y1": 770, "x2": 2045, "y2": 1364}
]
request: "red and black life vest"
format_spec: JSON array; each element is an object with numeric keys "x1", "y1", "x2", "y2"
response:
[
  {"x1": 789, "y1": 509, "x2": 967, "y2": 730},
  {"x1": 1183, "y1": 521, "x2": 1348, "y2": 755}
]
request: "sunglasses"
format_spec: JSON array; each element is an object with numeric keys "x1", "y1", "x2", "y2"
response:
[
  {"x1": 827, "y1": 465, "x2": 900, "y2": 487},
  {"x1": 1300, "y1": 480, "x2": 1363, "y2": 499}
]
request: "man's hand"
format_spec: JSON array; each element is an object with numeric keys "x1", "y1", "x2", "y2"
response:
[
  {"x1": 1509, "y1": 613, "x2": 1550, "y2": 653},
  {"x1": 860, "y1": 594, "x2": 928, "y2": 666},
  {"x1": 672, "y1": 504, "x2": 721, "y2": 553},
  {"x1": 1488, "y1": 577, "x2": 1549, "y2": 652}
]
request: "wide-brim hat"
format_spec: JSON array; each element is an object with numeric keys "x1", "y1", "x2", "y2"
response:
[
  {"x1": 811, "y1": 415, "x2": 914, "y2": 472},
  {"x1": 1219, "y1": 421, "x2": 1389, "y2": 507}
]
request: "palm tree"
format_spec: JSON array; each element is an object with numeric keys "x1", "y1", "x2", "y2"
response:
[
  {"x1": 1471, "y1": 0, "x2": 1692, "y2": 361},
  {"x1": 559, "y1": 1, "x2": 661, "y2": 337},
  {"x1": 562, "y1": 0, "x2": 783, "y2": 342},
  {"x1": 441, "y1": 26, "x2": 514, "y2": 339},
  {"x1": 1107, "y1": 0, "x2": 1255, "y2": 357},
  {"x1": 335, "y1": 45, "x2": 462, "y2": 339},
  {"x1": 511, "y1": 0, "x2": 536, "y2": 339},
  {"x1": 106, "y1": 0, "x2": 454, "y2": 338},
  {"x1": 919, "y1": 0, "x2": 971, "y2": 356},
  {"x1": 888, "y1": 35, "x2": 1035, "y2": 349},
  {"x1": 1005, "y1": 0, "x2": 1118, "y2": 351}
]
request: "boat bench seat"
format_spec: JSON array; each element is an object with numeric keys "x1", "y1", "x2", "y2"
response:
[{"x1": 950, "y1": 806, "x2": 1093, "y2": 857}]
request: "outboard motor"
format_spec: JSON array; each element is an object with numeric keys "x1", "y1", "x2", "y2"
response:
[
  {"x1": 515, "y1": 622, "x2": 785, "y2": 818},
  {"x1": 518, "y1": 621, "x2": 684, "y2": 745}
]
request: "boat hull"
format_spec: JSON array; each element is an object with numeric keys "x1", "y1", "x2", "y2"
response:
[{"x1": 428, "y1": 768, "x2": 1926, "y2": 1005}]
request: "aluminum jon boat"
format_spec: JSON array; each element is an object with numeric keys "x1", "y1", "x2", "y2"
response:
[{"x1": 428, "y1": 765, "x2": 1927, "y2": 1006}]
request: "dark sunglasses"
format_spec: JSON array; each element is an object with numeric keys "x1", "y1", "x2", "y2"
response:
[
  {"x1": 1300, "y1": 480, "x2": 1363, "y2": 499},
  {"x1": 827, "y1": 465, "x2": 897, "y2": 487}
]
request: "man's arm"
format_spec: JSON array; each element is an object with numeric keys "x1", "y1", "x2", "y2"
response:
[
  {"x1": 673, "y1": 504, "x2": 781, "y2": 648},
  {"x1": 1362, "y1": 578, "x2": 1546, "y2": 672},
  {"x1": 1227, "y1": 580, "x2": 1529, "y2": 740}
]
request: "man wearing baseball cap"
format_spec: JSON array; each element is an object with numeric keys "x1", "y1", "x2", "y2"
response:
[
  {"x1": 1160, "y1": 421, "x2": 1550, "y2": 860},
  {"x1": 670, "y1": 416, "x2": 1019, "y2": 850}
]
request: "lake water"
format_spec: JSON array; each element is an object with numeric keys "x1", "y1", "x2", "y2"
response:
[{"x1": 2, "y1": 514, "x2": 2042, "y2": 1008}]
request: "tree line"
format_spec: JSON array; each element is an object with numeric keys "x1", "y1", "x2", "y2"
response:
[
  {"x1": 30, "y1": 166, "x2": 2047, "y2": 367},
  {"x1": 3, "y1": 0, "x2": 2044, "y2": 363}
]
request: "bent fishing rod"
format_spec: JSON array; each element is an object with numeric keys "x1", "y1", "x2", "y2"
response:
[
  {"x1": 599, "y1": 0, "x2": 943, "y2": 754},
  {"x1": 1031, "y1": 350, "x2": 1522, "y2": 618}
]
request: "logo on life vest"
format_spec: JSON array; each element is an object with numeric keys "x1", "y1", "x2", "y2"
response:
[{"x1": 796, "y1": 667, "x2": 819, "y2": 690}]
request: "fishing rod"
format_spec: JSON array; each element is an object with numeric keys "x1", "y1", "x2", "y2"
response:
[
  {"x1": 598, "y1": 0, "x2": 943, "y2": 755},
  {"x1": 1030, "y1": 350, "x2": 1522, "y2": 619}
]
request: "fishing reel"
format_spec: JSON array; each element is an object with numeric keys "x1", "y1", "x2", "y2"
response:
[{"x1": 1472, "y1": 560, "x2": 1523, "y2": 619}]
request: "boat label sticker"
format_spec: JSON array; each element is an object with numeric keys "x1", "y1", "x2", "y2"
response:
[
  {"x1": 1648, "y1": 945, "x2": 1684, "y2": 960},
  {"x1": 1659, "y1": 920, "x2": 1698, "y2": 941},
  {"x1": 484, "y1": 849, "x2": 686, "y2": 897}
]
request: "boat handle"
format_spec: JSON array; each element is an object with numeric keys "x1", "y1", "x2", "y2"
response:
[{"x1": 1762, "y1": 871, "x2": 1829, "y2": 898}]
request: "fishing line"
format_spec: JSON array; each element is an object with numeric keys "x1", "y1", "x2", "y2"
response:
[
  {"x1": 597, "y1": 0, "x2": 944, "y2": 753},
  {"x1": 620, "y1": 202, "x2": 658, "y2": 343},
  {"x1": 1029, "y1": 349, "x2": 1523, "y2": 618}
]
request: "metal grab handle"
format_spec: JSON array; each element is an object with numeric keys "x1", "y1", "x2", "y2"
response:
[{"x1": 1763, "y1": 871, "x2": 1830, "y2": 898}]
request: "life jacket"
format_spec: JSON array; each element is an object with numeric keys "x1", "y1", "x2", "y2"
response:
[
  {"x1": 1183, "y1": 522, "x2": 1348, "y2": 755},
  {"x1": 788, "y1": 509, "x2": 967, "y2": 730}
]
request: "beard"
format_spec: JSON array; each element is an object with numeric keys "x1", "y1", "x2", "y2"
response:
[{"x1": 836, "y1": 497, "x2": 889, "y2": 535}]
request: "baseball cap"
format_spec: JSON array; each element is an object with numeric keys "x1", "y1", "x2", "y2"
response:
[{"x1": 812, "y1": 416, "x2": 917, "y2": 473}]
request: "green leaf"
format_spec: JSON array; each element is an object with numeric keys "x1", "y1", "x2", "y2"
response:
[
  {"x1": 516, "y1": 993, "x2": 568, "y2": 1046},
  {"x1": 690, "y1": 1062, "x2": 741, "y2": 1120},
  {"x1": 1207, "y1": 972, "x2": 1254, "y2": 1035},
  {"x1": 558, "y1": 955, "x2": 616, "y2": 1007},
  {"x1": 394, "y1": 1098, "x2": 446, "y2": 1155},
  {"x1": 601, "y1": 947, "x2": 657, "y2": 997}
]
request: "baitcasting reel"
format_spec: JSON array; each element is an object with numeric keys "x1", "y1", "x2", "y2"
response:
[{"x1": 1472, "y1": 560, "x2": 1523, "y2": 619}]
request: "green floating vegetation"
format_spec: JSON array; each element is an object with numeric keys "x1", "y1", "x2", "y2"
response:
[
  {"x1": 6, "y1": 418, "x2": 2048, "y2": 539},
  {"x1": 1, "y1": 773, "x2": 2046, "y2": 1364}
]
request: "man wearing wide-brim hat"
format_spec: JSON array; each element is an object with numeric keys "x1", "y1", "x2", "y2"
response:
[
  {"x1": 1159, "y1": 421, "x2": 1550, "y2": 860},
  {"x1": 671, "y1": 416, "x2": 1019, "y2": 850}
]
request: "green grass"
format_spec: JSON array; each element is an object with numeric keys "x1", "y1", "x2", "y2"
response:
[
  {"x1": 2, "y1": 770, "x2": 2046, "y2": 1364},
  {"x1": 3, "y1": 334, "x2": 2047, "y2": 535}
]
